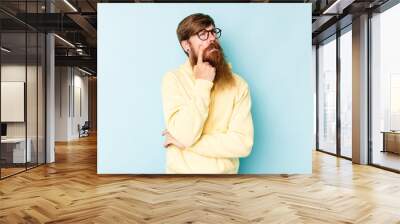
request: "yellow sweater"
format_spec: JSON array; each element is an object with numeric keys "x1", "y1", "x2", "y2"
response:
[{"x1": 161, "y1": 59, "x2": 254, "y2": 174}]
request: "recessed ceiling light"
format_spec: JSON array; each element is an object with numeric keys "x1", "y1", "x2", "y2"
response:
[
  {"x1": 1, "y1": 47, "x2": 11, "y2": 53},
  {"x1": 54, "y1": 34, "x2": 75, "y2": 48},
  {"x1": 63, "y1": 0, "x2": 78, "y2": 12},
  {"x1": 322, "y1": 0, "x2": 354, "y2": 15},
  {"x1": 78, "y1": 67, "x2": 93, "y2": 76}
]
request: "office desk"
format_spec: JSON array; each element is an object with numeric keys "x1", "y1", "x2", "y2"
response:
[
  {"x1": 381, "y1": 131, "x2": 400, "y2": 154},
  {"x1": 1, "y1": 138, "x2": 32, "y2": 163}
]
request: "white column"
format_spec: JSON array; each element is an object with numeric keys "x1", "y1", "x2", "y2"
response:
[
  {"x1": 46, "y1": 1, "x2": 55, "y2": 163},
  {"x1": 352, "y1": 14, "x2": 369, "y2": 164}
]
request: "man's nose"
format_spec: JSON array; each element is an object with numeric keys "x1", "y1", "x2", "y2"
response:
[{"x1": 207, "y1": 33, "x2": 216, "y2": 42}]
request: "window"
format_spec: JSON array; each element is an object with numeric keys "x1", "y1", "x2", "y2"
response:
[
  {"x1": 371, "y1": 3, "x2": 400, "y2": 171},
  {"x1": 339, "y1": 28, "x2": 352, "y2": 158},
  {"x1": 317, "y1": 36, "x2": 337, "y2": 154}
]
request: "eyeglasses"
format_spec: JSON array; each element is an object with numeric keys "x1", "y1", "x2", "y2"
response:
[{"x1": 196, "y1": 28, "x2": 222, "y2": 41}]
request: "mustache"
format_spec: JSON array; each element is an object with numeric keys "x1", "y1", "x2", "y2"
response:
[{"x1": 205, "y1": 42, "x2": 222, "y2": 52}]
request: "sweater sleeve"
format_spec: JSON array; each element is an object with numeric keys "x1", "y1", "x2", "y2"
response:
[
  {"x1": 186, "y1": 82, "x2": 254, "y2": 158},
  {"x1": 161, "y1": 72, "x2": 213, "y2": 147}
]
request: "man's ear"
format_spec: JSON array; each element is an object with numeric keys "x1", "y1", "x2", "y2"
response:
[{"x1": 180, "y1": 40, "x2": 190, "y2": 53}]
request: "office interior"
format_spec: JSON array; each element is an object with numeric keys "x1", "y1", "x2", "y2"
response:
[
  {"x1": 0, "y1": 0, "x2": 97, "y2": 179},
  {"x1": 0, "y1": 0, "x2": 399, "y2": 223}
]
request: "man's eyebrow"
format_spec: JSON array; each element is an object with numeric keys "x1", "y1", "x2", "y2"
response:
[
  {"x1": 196, "y1": 27, "x2": 215, "y2": 34},
  {"x1": 202, "y1": 28, "x2": 215, "y2": 31}
]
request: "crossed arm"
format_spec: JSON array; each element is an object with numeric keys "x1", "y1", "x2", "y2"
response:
[{"x1": 161, "y1": 72, "x2": 254, "y2": 158}]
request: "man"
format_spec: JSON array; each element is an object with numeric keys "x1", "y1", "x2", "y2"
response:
[{"x1": 161, "y1": 13, "x2": 254, "y2": 174}]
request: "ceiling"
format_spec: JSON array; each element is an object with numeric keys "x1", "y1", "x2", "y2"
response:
[{"x1": 0, "y1": 0, "x2": 394, "y2": 75}]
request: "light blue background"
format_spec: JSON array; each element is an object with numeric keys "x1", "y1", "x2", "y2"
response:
[{"x1": 98, "y1": 3, "x2": 313, "y2": 174}]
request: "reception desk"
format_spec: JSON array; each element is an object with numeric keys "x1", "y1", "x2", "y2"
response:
[{"x1": 381, "y1": 131, "x2": 400, "y2": 154}]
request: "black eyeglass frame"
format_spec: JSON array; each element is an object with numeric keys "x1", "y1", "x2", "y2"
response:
[{"x1": 196, "y1": 28, "x2": 222, "y2": 41}]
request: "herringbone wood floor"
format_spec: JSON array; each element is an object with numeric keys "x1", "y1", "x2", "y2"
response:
[{"x1": 1, "y1": 134, "x2": 400, "y2": 224}]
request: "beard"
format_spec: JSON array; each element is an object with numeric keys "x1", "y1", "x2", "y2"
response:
[{"x1": 189, "y1": 42, "x2": 235, "y2": 90}]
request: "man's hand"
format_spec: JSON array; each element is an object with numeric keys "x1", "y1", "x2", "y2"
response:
[
  {"x1": 193, "y1": 44, "x2": 216, "y2": 82},
  {"x1": 162, "y1": 129, "x2": 186, "y2": 149}
]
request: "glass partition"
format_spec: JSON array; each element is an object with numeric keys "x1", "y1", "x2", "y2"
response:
[
  {"x1": 0, "y1": 1, "x2": 46, "y2": 179},
  {"x1": 1, "y1": 31, "x2": 28, "y2": 177}
]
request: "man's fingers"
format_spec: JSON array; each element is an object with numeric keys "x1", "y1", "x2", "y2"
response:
[
  {"x1": 162, "y1": 129, "x2": 169, "y2": 136},
  {"x1": 163, "y1": 138, "x2": 172, "y2": 148},
  {"x1": 197, "y1": 44, "x2": 205, "y2": 64},
  {"x1": 162, "y1": 132, "x2": 186, "y2": 149}
]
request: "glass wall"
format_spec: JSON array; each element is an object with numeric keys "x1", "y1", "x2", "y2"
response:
[
  {"x1": 371, "y1": 3, "x2": 400, "y2": 171},
  {"x1": 339, "y1": 28, "x2": 352, "y2": 158},
  {"x1": 0, "y1": 1, "x2": 46, "y2": 179},
  {"x1": 0, "y1": 31, "x2": 28, "y2": 177},
  {"x1": 317, "y1": 36, "x2": 337, "y2": 154}
]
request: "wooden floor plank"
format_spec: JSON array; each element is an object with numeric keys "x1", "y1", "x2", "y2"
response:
[{"x1": 1, "y1": 134, "x2": 400, "y2": 223}]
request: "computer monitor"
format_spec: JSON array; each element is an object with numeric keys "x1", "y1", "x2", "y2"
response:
[{"x1": 1, "y1": 123, "x2": 7, "y2": 137}]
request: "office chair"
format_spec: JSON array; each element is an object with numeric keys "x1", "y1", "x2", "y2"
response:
[{"x1": 79, "y1": 121, "x2": 90, "y2": 138}]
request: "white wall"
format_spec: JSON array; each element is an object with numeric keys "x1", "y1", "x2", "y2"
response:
[
  {"x1": 55, "y1": 67, "x2": 89, "y2": 141},
  {"x1": 55, "y1": 66, "x2": 69, "y2": 141}
]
